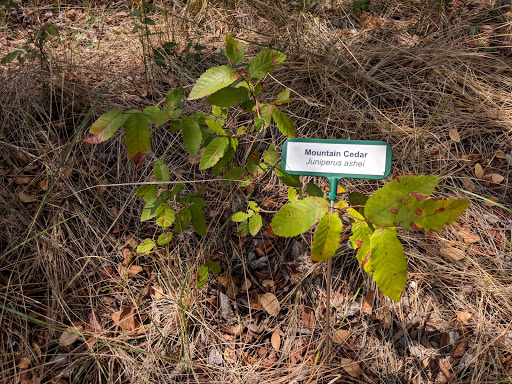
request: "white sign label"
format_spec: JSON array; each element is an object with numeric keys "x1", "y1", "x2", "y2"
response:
[{"x1": 284, "y1": 141, "x2": 388, "y2": 176}]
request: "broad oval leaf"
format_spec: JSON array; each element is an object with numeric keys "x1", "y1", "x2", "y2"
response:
[
  {"x1": 275, "y1": 164, "x2": 301, "y2": 188},
  {"x1": 190, "y1": 203, "x2": 206, "y2": 236},
  {"x1": 85, "y1": 109, "x2": 128, "y2": 143},
  {"x1": 271, "y1": 108, "x2": 296, "y2": 137},
  {"x1": 232, "y1": 211, "x2": 252, "y2": 222},
  {"x1": 165, "y1": 86, "x2": 184, "y2": 110},
  {"x1": 225, "y1": 34, "x2": 244, "y2": 64},
  {"x1": 247, "y1": 50, "x2": 286, "y2": 82},
  {"x1": 205, "y1": 119, "x2": 227, "y2": 136},
  {"x1": 197, "y1": 264, "x2": 209, "y2": 290},
  {"x1": 181, "y1": 117, "x2": 202, "y2": 156},
  {"x1": 188, "y1": 65, "x2": 237, "y2": 100},
  {"x1": 199, "y1": 137, "x2": 229, "y2": 170},
  {"x1": 125, "y1": 112, "x2": 151, "y2": 165},
  {"x1": 368, "y1": 228, "x2": 407, "y2": 302},
  {"x1": 136, "y1": 185, "x2": 157, "y2": 203},
  {"x1": 249, "y1": 213, "x2": 263, "y2": 236},
  {"x1": 157, "y1": 232, "x2": 173, "y2": 246},
  {"x1": 205, "y1": 260, "x2": 221, "y2": 274},
  {"x1": 155, "y1": 203, "x2": 176, "y2": 229},
  {"x1": 270, "y1": 197, "x2": 330, "y2": 237},
  {"x1": 311, "y1": 212, "x2": 343, "y2": 262},
  {"x1": 365, "y1": 175, "x2": 439, "y2": 226},
  {"x1": 174, "y1": 207, "x2": 191, "y2": 233},
  {"x1": 137, "y1": 238, "x2": 156, "y2": 254},
  {"x1": 144, "y1": 106, "x2": 171, "y2": 125},
  {"x1": 395, "y1": 198, "x2": 470, "y2": 232},
  {"x1": 206, "y1": 86, "x2": 250, "y2": 108},
  {"x1": 153, "y1": 159, "x2": 170, "y2": 182},
  {"x1": 306, "y1": 182, "x2": 323, "y2": 197},
  {"x1": 347, "y1": 208, "x2": 373, "y2": 265}
]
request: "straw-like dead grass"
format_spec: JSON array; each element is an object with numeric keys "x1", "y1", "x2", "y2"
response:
[{"x1": 1, "y1": 0, "x2": 511, "y2": 383}]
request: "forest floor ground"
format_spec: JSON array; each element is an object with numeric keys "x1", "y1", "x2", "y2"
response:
[{"x1": 1, "y1": 1, "x2": 512, "y2": 383}]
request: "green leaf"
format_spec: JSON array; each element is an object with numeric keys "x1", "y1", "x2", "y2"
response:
[
  {"x1": 207, "y1": 87, "x2": 250, "y2": 108},
  {"x1": 288, "y1": 187, "x2": 299, "y2": 203},
  {"x1": 348, "y1": 208, "x2": 373, "y2": 265},
  {"x1": 275, "y1": 88, "x2": 292, "y2": 104},
  {"x1": 153, "y1": 159, "x2": 170, "y2": 182},
  {"x1": 1, "y1": 51, "x2": 19, "y2": 64},
  {"x1": 169, "y1": 119, "x2": 182, "y2": 132},
  {"x1": 136, "y1": 238, "x2": 156, "y2": 254},
  {"x1": 181, "y1": 117, "x2": 202, "y2": 156},
  {"x1": 157, "y1": 232, "x2": 173, "y2": 246},
  {"x1": 311, "y1": 212, "x2": 343, "y2": 262},
  {"x1": 255, "y1": 103, "x2": 273, "y2": 130},
  {"x1": 205, "y1": 260, "x2": 221, "y2": 274},
  {"x1": 190, "y1": 203, "x2": 206, "y2": 236},
  {"x1": 125, "y1": 112, "x2": 151, "y2": 164},
  {"x1": 197, "y1": 264, "x2": 209, "y2": 290},
  {"x1": 205, "y1": 119, "x2": 227, "y2": 136},
  {"x1": 84, "y1": 109, "x2": 128, "y2": 143},
  {"x1": 237, "y1": 220, "x2": 249, "y2": 236},
  {"x1": 348, "y1": 192, "x2": 368, "y2": 215},
  {"x1": 247, "y1": 50, "x2": 286, "y2": 81},
  {"x1": 365, "y1": 175, "x2": 439, "y2": 226},
  {"x1": 213, "y1": 147, "x2": 236, "y2": 176},
  {"x1": 232, "y1": 211, "x2": 252, "y2": 222},
  {"x1": 275, "y1": 164, "x2": 301, "y2": 188},
  {"x1": 165, "y1": 86, "x2": 184, "y2": 109},
  {"x1": 170, "y1": 183, "x2": 184, "y2": 197},
  {"x1": 188, "y1": 65, "x2": 237, "y2": 100},
  {"x1": 43, "y1": 23, "x2": 59, "y2": 36},
  {"x1": 368, "y1": 228, "x2": 407, "y2": 302},
  {"x1": 225, "y1": 34, "x2": 244, "y2": 64},
  {"x1": 272, "y1": 108, "x2": 297, "y2": 138},
  {"x1": 174, "y1": 207, "x2": 191, "y2": 233},
  {"x1": 249, "y1": 201, "x2": 260, "y2": 212},
  {"x1": 144, "y1": 106, "x2": 171, "y2": 125},
  {"x1": 270, "y1": 197, "x2": 330, "y2": 237},
  {"x1": 263, "y1": 145, "x2": 279, "y2": 166},
  {"x1": 155, "y1": 203, "x2": 176, "y2": 229},
  {"x1": 395, "y1": 198, "x2": 470, "y2": 232},
  {"x1": 140, "y1": 191, "x2": 171, "y2": 222},
  {"x1": 249, "y1": 213, "x2": 263, "y2": 236},
  {"x1": 247, "y1": 150, "x2": 261, "y2": 174},
  {"x1": 136, "y1": 185, "x2": 157, "y2": 203},
  {"x1": 199, "y1": 137, "x2": 230, "y2": 170},
  {"x1": 306, "y1": 182, "x2": 323, "y2": 198},
  {"x1": 225, "y1": 166, "x2": 244, "y2": 180}
]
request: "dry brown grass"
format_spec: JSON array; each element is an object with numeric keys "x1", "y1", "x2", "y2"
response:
[{"x1": 1, "y1": 0, "x2": 512, "y2": 383}]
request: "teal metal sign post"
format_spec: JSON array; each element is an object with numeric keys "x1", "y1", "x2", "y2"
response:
[{"x1": 281, "y1": 138, "x2": 392, "y2": 357}]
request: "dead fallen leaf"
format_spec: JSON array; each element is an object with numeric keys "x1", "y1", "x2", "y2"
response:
[
  {"x1": 332, "y1": 329, "x2": 351, "y2": 345},
  {"x1": 449, "y1": 128, "x2": 461, "y2": 142},
  {"x1": 271, "y1": 331, "x2": 281, "y2": 351},
  {"x1": 121, "y1": 248, "x2": 133, "y2": 265},
  {"x1": 340, "y1": 358, "x2": 361, "y2": 378},
  {"x1": 484, "y1": 196, "x2": 499, "y2": 207},
  {"x1": 223, "y1": 347, "x2": 236, "y2": 364},
  {"x1": 457, "y1": 310, "x2": 472, "y2": 324},
  {"x1": 111, "y1": 306, "x2": 141, "y2": 333},
  {"x1": 461, "y1": 178, "x2": 475, "y2": 192},
  {"x1": 88, "y1": 311, "x2": 102, "y2": 333},
  {"x1": 450, "y1": 337, "x2": 467, "y2": 357},
  {"x1": 484, "y1": 173, "x2": 505, "y2": 183},
  {"x1": 18, "y1": 192, "x2": 37, "y2": 203},
  {"x1": 261, "y1": 292, "x2": 280, "y2": 317},
  {"x1": 239, "y1": 279, "x2": 252, "y2": 291},
  {"x1": 439, "y1": 246, "x2": 466, "y2": 261},
  {"x1": 250, "y1": 291, "x2": 262, "y2": 310},
  {"x1": 150, "y1": 285, "x2": 164, "y2": 300},
  {"x1": 127, "y1": 265, "x2": 143, "y2": 277},
  {"x1": 475, "y1": 163, "x2": 484, "y2": 179},
  {"x1": 219, "y1": 292, "x2": 234, "y2": 319},
  {"x1": 458, "y1": 230, "x2": 480, "y2": 243},
  {"x1": 496, "y1": 151, "x2": 506, "y2": 159},
  {"x1": 302, "y1": 306, "x2": 315, "y2": 330},
  {"x1": 262, "y1": 279, "x2": 274, "y2": 290},
  {"x1": 39, "y1": 179, "x2": 48, "y2": 191},
  {"x1": 361, "y1": 290, "x2": 375, "y2": 314},
  {"x1": 59, "y1": 325, "x2": 83, "y2": 346},
  {"x1": 15, "y1": 176, "x2": 31, "y2": 184}
]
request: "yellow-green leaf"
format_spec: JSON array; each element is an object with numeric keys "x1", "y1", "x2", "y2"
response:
[
  {"x1": 249, "y1": 213, "x2": 262, "y2": 236},
  {"x1": 85, "y1": 109, "x2": 128, "y2": 143},
  {"x1": 311, "y1": 212, "x2": 343, "y2": 262},
  {"x1": 247, "y1": 50, "x2": 286, "y2": 81},
  {"x1": 153, "y1": 159, "x2": 170, "y2": 182},
  {"x1": 207, "y1": 86, "x2": 250, "y2": 108},
  {"x1": 137, "y1": 238, "x2": 156, "y2": 254},
  {"x1": 199, "y1": 137, "x2": 229, "y2": 170},
  {"x1": 181, "y1": 117, "x2": 202, "y2": 156},
  {"x1": 271, "y1": 107, "x2": 296, "y2": 138},
  {"x1": 270, "y1": 197, "x2": 329, "y2": 237},
  {"x1": 188, "y1": 66, "x2": 237, "y2": 100},
  {"x1": 125, "y1": 112, "x2": 151, "y2": 164},
  {"x1": 155, "y1": 203, "x2": 175, "y2": 229},
  {"x1": 368, "y1": 228, "x2": 407, "y2": 302},
  {"x1": 225, "y1": 34, "x2": 244, "y2": 64}
]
